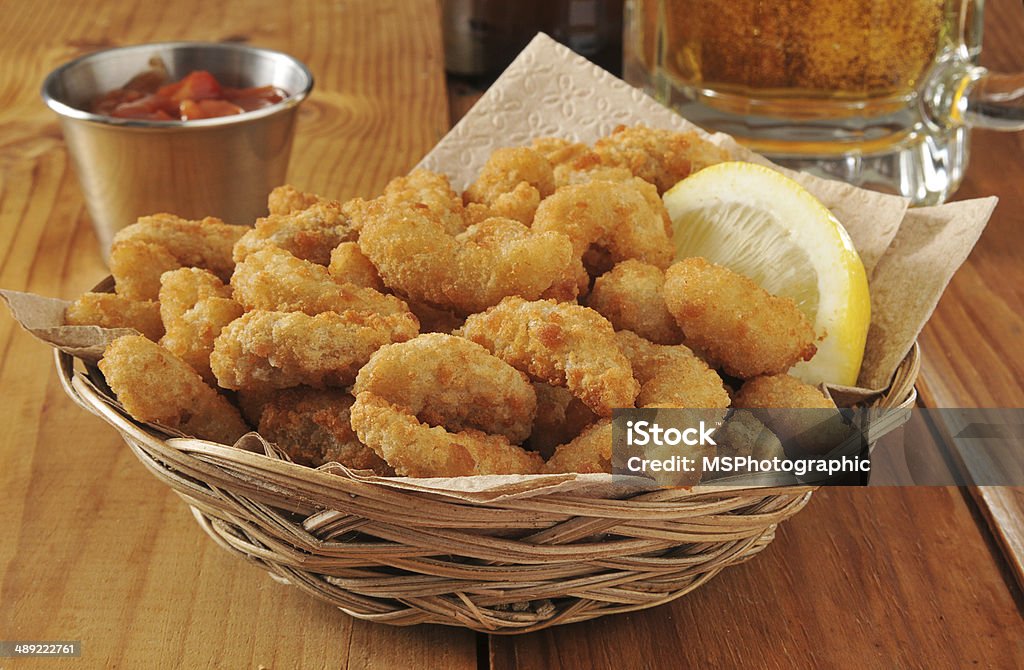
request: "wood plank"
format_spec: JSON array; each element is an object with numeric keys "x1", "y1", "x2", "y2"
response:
[
  {"x1": 491, "y1": 488, "x2": 1024, "y2": 670},
  {"x1": 914, "y1": 0, "x2": 1024, "y2": 597},
  {"x1": 0, "y1": 0, "x2": 475, "y2": 668}
]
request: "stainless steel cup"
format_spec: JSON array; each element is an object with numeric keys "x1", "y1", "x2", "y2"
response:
[{"x1": 41, "y1": 42, "x2": 314, "y2": 260}]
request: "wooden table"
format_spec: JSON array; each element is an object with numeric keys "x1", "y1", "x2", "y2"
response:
[{"x1": 1, "y1": 0, "x2": 1022, "y2": 668}]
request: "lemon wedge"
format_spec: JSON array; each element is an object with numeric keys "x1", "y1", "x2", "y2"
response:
[{"x1": 663, "y1": 162, "x2": 870, "y2": 386}]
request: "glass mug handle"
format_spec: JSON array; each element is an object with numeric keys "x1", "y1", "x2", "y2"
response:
[{"x1": 925, "y1": 1, "x2": 1024, "y2": 131}]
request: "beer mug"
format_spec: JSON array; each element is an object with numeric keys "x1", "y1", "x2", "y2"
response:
[{"x1": 623, "y1": 0, "x2": 1024, "y2": 205}]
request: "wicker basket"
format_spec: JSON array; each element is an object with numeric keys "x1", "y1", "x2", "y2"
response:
[{"x1": 53, "y1": 305, "x2": 919, "y2": 633}]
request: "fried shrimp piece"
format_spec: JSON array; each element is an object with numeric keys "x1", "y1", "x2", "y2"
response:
[
  {"x1": 533, "y1": 180, "x2": 674, "y2": 270},
  {"x1": 543, "y1": 420, "x2": 613, "y2": 474},
  {"x1": 267, "y1": 184, "x2": 338, "y2": 216},
  {"x1": 733, "y1": 374, "x2": 845, "y2": 456},
  {"x1": 460, "y1": 145, "x2": 559, "y2": 225},
  {"x1": 159, "y1": 268, "x2": 244, "y2": 385},
  {"x1": 355, "y1": 200, "x2": 580, "y2": 315},
  {"x1": 328, "y1": 242, "x2": 385, "y2": 291},
  {"x1": 464, "y1": 146, "x2": 555, "y2": 212},
  {"x1": 257, "y1": 387, "x2": 390, "y2": 473},
  {"x1": 531, "y1": 136, "x2": 635, "y2": 188},
  {"x1": 714, "y1": 410, "x2": 786, "y2": 462},
  {"x1": 464, "y1": 182, "x2": 541, "y2": 226},
  {"x1": 65, "y1": 293, "x2": 164, "y2": 341},
  {"x1": 211, "y1": 309, "x2": 418, "y2": 391},
  {"x1": 733, "y1": 374, "x2": 835, "y2": 409},
  {"x1": 353, "y1": 333, "x2": 537, "y2": 444},
  {"x1": 380, "y1": 169, "x2": 467, "y2": 235},
  {"x1": 614, "y1": 330, "x2": 730, "y2": 409},
  {"x1": 99, "y1": 335, "x2": 248, "y2": 444},
  {"x1": 527, "y1": 382, "x2": 598, "y2": 459},
  {"x1": 350, "y1": 392, "x2": 544, "y2": 477},
  {"x1": 110, "y1": 213, "x2": 246, "y2": 300},
  {"x1": 593, "y1": 125, "x2": 731, "y2": 193},
  {"x1": 663, "y1": 258, "x2": 817, "y2": 379},
  {"x1": 461, "y1": 297, "x2": 639, "y2": 416},
  {"x1": 231, "y1": 247, "x2": 411, "y2": 317},
  {"x1": 588, "y1": 260, "x2": 683, "y2": 345},
  {"x1": 232, "y1": 202, "x2": 357, "y2": 266}
]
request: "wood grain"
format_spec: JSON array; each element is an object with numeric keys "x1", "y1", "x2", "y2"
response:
[
  {"x1": 491, "y1": 488, "x2": 1024, "y2": 669},
  {"x1": 914, "y1": 0, "x2": 1024, "y2": 598},
  {"x1": 0, "y1": 0, "x2": 475, "y2": 668}
]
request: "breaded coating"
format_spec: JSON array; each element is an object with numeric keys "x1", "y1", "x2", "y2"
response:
[
  {"x1": 527, "y1": 382, "x2": 597, "y2": 459},
  {"x1": 232, "y1": 202, "x2": 357, "y2": 266},
  {"x1": 464, "y1": 146, "x2": 555, "y2": 207},
  {"x1": 714, "y1": 410, "x2": 786, "y2": 462},
  {"x1": 210, "y1": 309, "x2": 418, "y2": 391},
  {"x1": 110, "y1": 213, "x2": 246, "y2": 300},
  {"x1": 328, "y1": 242, "x2": 385, "y2": 291},
  {"x1": 353, "y1": 333, "x2": 537, "y2": 444},
  {"x1": 543, "y1": 420, "x2": 613, "y2": 474},
  {"x1": 257, "y1": 387, "x2": 390, "y2": 473},
  {"x1": 733, "y1": 374, "x2": 844, "y2": 456},
  {"x1": 533, "y1": 180, "x2": 674, "y2": 270},
  {"x1": 588, "y1": 260, "x2": 683, "y2": 344},
  {"x1": 380, "y1": 168, "x2": 467, "y2": 235},
  {"x1": 355, "y1": 199, "x2": 580, "y2": 315},
  {"x1": 159, "y1": 268, "x2": 244, "y2": 385},
  {"x1": 463, "y1": 147, "x2": 553, "y2": 226},
  {"x1": 464, "y1": 181, "x2": 541, "y2": 226},
  {"x1": 531, "y1": 136, "x2": 636, "y2": 188},
  {"x1": 99, "y1": 335, "x2": 248, "y2": 444},
  {"x1": 65, "y1": 292, "x2": 164, "y2": 341},
  {"x1": 461, "y1": 297, "x2": 639, "y2": 417},
  {"x1": 231, "y1": 247, "x2": 411, "y2": 317},
  {"x1": 663, "y1": 257, "x2": 817, "y2": 378},
  {"x1": 593, "y1": 125, "x2": 731, "y2": 193},
  {"x1": 615, "y1": 330, "x2": 730, "y2": 409},
  {"x1": 350, "y1": 392, "x2": 544, "y2": 477},
  {"x1": 267, "y1": 184, "x2": 337, "y2": 216},
  {"x1": 733, "y1": 374, "x2": 835, "y2": 409}
]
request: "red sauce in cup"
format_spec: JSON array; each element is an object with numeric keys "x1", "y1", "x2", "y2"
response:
[{"x1": 91, "y1": 69, "x2": 286, "y2": 121}]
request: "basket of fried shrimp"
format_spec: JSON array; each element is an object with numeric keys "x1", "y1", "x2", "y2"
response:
[{"x1": 53, "y1": 126, "x2": 918, "y2": 633}]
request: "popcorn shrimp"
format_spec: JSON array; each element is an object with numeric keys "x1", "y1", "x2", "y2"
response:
[
  {"x1": 614, "y1": 330, "x2": 730, "y2": 409},
  {"x1": 99, "y1": 335, "x2": 248, "y2": 444},
  {"x1": 231, "y1": 247, "x2": 411, "y2": 317},
  {"x1": 232, "y1": 202, "x2": 357, "y2": 266},
  {"x1": 533, "y1": 180, "x2": 674, "y2": 270},
  {"x1": 663, "y1": 257, "x2": 817, "y2": 378},
  {"x1": 328, "y1": 242, "x2": 385, "y2": 291},
  {"x1": 461, "y1": 297, "x2": 639, "y2": 416},
  {"x1": 211, "y1": 309, "x2": 418, "y2": 391},
  {"x1": 353, "y1": 333, "x2": 537, "y2": 444},
  {"x1": 350, "y1": 392, "x2": 544, "y2": 477},
  {"x1": 257, "y1": 387, "x2": 390, "y2": 473},
  {"x1": 65, "y1": 293, "x2": 164, "y2": 341},
  {"x1": 593, "y1": 125, "x2": 731, "y2": 193},
  {"x1": 588, "y1": 260, "x2": 683, "y2": 345},
  {"x1": 355, "y1": 200, "x2": 580, "y2": 315},
  {"x1": 110, "y1": 213, "x2": 245, "y2": 300},
  {"x1": 159, "y1": 268, "x2": 244, "y2": 385}
]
